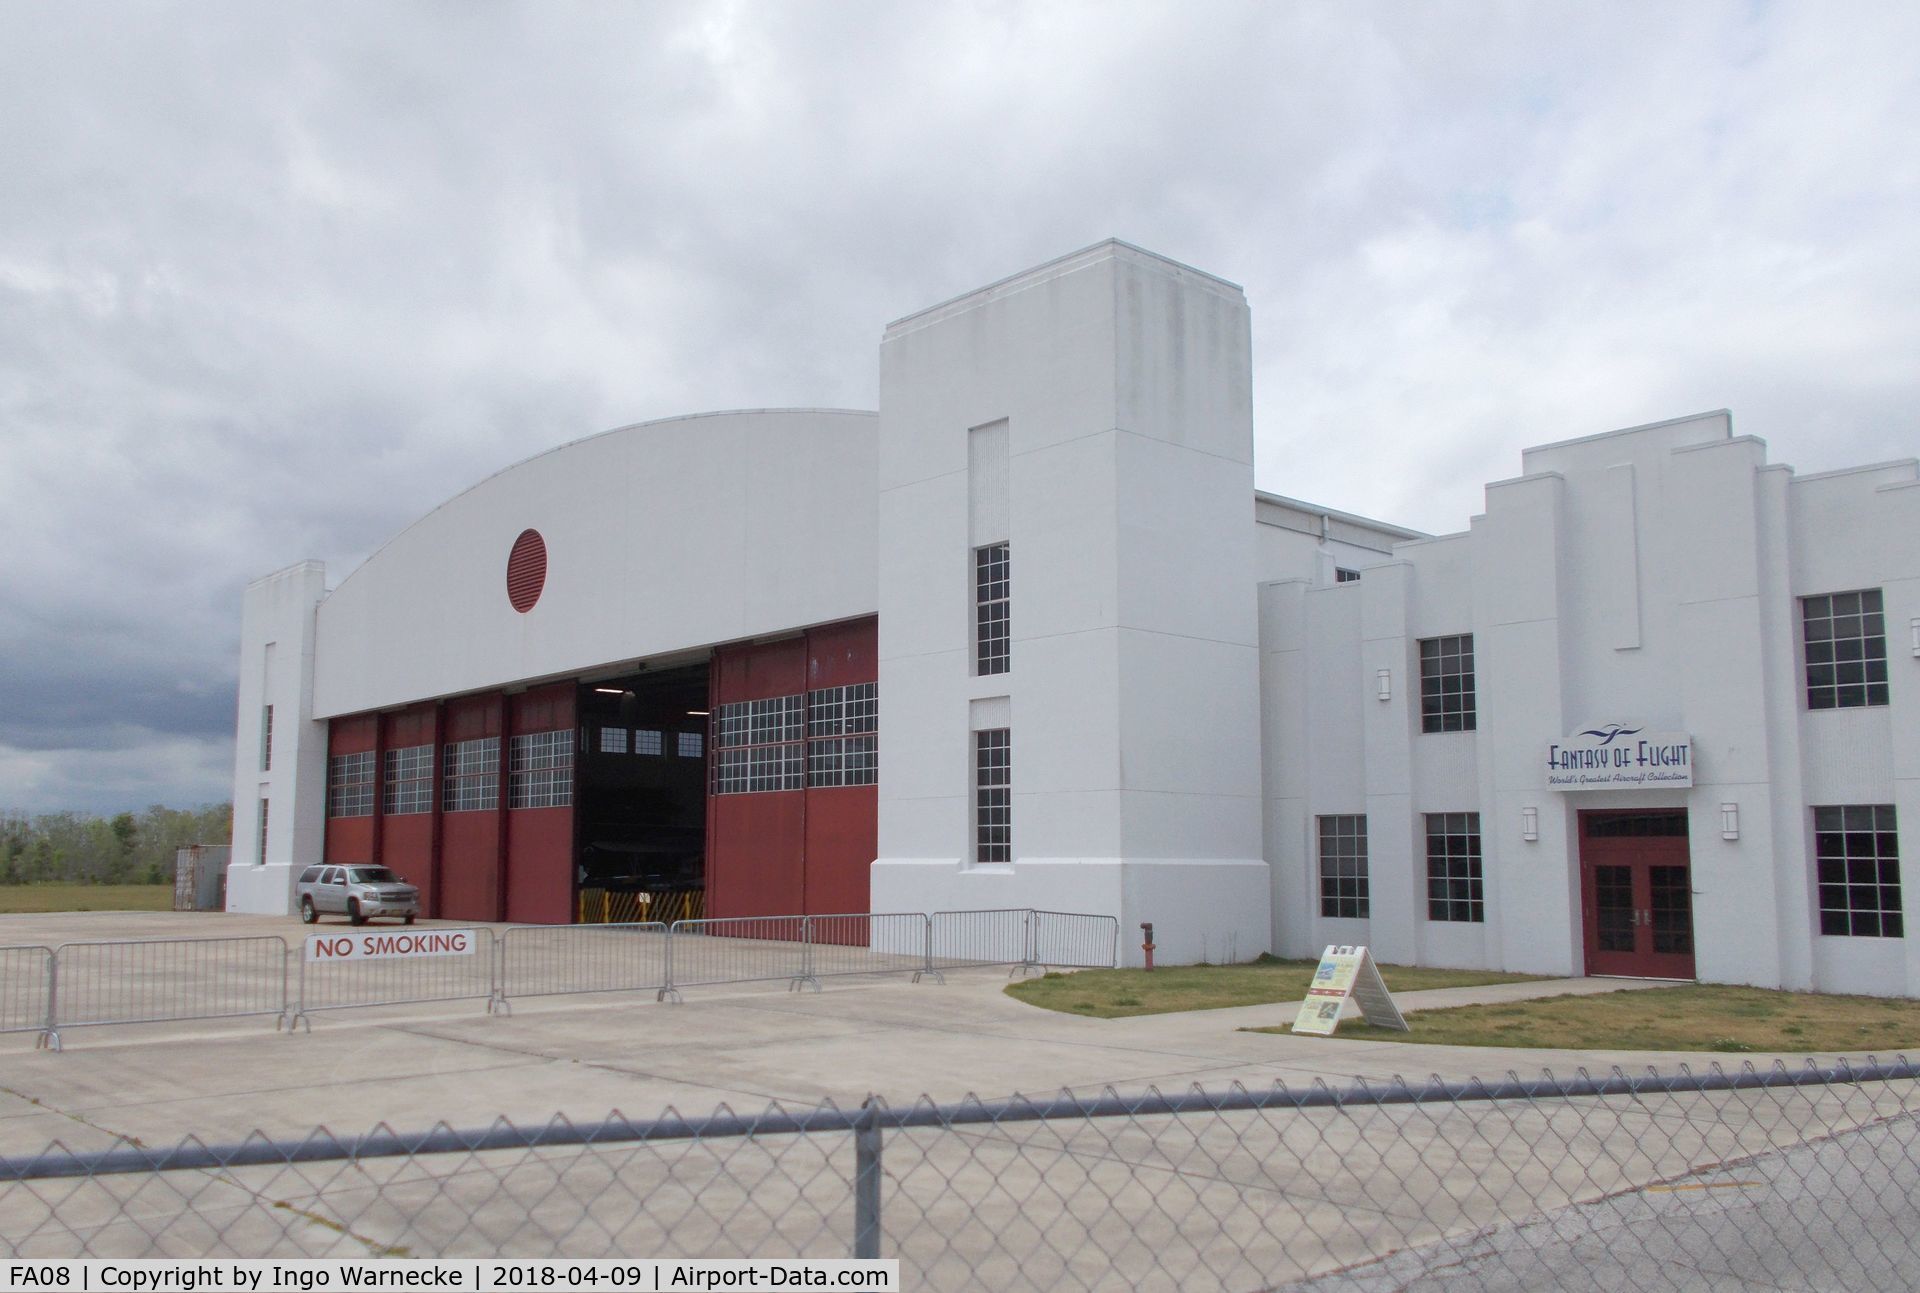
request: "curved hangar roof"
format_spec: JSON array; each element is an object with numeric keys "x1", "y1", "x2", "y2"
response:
[{"x1": 312, "y1": 408, "x2": 879, "y2": 719}]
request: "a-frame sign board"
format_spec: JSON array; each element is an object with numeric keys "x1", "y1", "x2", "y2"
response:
[{"x1": 1290, "y1": 945, "x2": 1409, "y2": 1036}]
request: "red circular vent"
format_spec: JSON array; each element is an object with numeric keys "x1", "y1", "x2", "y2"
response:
[{"x1": 505, "y1": 529, "x2": 547, "y2": 613}]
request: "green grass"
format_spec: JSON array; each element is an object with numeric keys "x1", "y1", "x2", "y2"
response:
[
  {"x1": 0, "y1": 884, "x2": 174, "y2": 914},
  {"x1": 1005, "y1": 954, "x2": 1548, "y2": 1019},
  {"x1": 1247, "y1": 984, "x2": 1920, "y2": 1053}
]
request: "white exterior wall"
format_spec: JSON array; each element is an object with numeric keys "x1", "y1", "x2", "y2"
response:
[
  {"x1": 869, "y1": 241, "x2": 1269, "y2": 966},
  {"x1": 225, "y1": 561, "x2": 327, "y2": 915}
]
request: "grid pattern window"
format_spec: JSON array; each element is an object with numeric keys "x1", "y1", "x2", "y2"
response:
[
  {"x1": 1803, "y1": 590, "x2": 1890, "y2": 710},
  {"x1": 975, "y1": 728, "x2": 1011, "y2": 864},
  {"x1": 677, "y1": 731, "x2": 703, "y2": 759},
  {"x1": 598, "y1": 726, "x2": 628, "y2": 755},
  {"x1": 1419, "y1": 635, "x2": 1477, "y2": 733},
  {"x1": 1425, "y1": 812, "x2": 1484, "y2": 923},
  {"x1": 382, "y1": 744, "x2": 434, "y2": 816},
  {"x1": 634, "y1": 728, "x2": 663, "y2": 757},
  {"x1": 326, "y1": 751, "x2": 375, "y2": 818},
  {"x1": 1335, "y1": 568, "x2": 1361, "y2": 584},
  {"x1": 975, "y1": 543, "x2": 1010, "y2": 676},
  {"x1": 261, "y1": 705, "x2": 273, "y2": 772},
  {"x1": 1317, "y1": 816, "x2": 1370, "y2": 919},
  {"x1": 509, "y1": 729, "x2": 575, "y2": 809},
  {"x1": 442, "y1": 737, "x2": 500, "y2": 813},
  {"x1": 712, "y1": 695, "x2": 806, "y2": 794},
  {"x1": 257, "y1": 798, "x2": 269, "y2": 863},
  {"x1": 808, "y1": 682, "x2": 878, "y2": 788},
  {"x1": 1815, "y1": 805, "x2": 1902, "y2": 938}
]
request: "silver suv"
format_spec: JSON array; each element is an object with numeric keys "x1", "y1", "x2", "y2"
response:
[{"x1": 295, "y1": 865, "x2": 420, "y2": 926}]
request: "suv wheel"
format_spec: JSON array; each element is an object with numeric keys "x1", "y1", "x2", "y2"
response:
[
  {"x1": 299, "y1": 896, "x2": 317, "y2": 925},
  {"x1": 348, "y1": 898, "x2": 366, "y2": 926}
]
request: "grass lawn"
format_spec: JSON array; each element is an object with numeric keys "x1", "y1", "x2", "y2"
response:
[
  {"x1": 0, "y1": 884, "x2": 174, "y2": 914},
  {"x1": 1249, "y1": 984, "x2": 1920, "y2": 1053},
  {"x1": 1005, "y1": 954, "x2": 1548, "y2": 1019}
]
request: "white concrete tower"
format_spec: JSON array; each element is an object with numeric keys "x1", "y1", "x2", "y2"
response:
[{"x1": 869, "y1": 241, "x2": 1271, "y2": 965}]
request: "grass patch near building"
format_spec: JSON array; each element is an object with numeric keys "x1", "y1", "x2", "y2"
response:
[
  {"x1": 1005, "y1": 955, "x2": 1548, "y2": 1019},
  {"x1": 0, "y1": 884, "x2": 174, "y2": 914},
  {"x1": 1249, "y1": 984, "x2": 1920, "y2": 1053}
]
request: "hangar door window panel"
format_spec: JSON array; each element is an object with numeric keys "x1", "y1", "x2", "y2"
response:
[
  {"x1": 712, "y1": 695, "x2": 805, "y2": 795},
  {"x1": 975, "y1": 728, "x2": 1011, "y2": 865},
  {"x1": 808, "y1": 682, "x2": 877, "y2": 788},
  {"x1": 677, "y1": 731, "x2": 703, "y2": 759},
  {"x1": 509, "y1": 729, "x2": 575, "y2": 809},
  {"x1": 326, "y1": 751, "x2": 375, "y2": 819},
  {"x1": 1425, "y1": 812, "x2": 1483, "y2": 923},
  {"x1": 442, "y1": 737, "x2": 500, "y2": 813},
  {"x1": 1815, "y1": 805, "x2": 1902, "y2": 938},
  {"x1": 598, "y1": 726, "x2": 629, "y2": 755},
  {"x1": 382, "y1": 745, "x2": 434, "y2": 815},
  {"x1": 1803, "y1": 590, "x2": 1889, "y2": 710},
  {"x1": 1317, "y1": 816, "x2": 1369, "y2": 919},
  {"x1": 975, "y1": 543, "x2": 1010, "y2": 677},
  {"x1": 1419, "y1": 635, "x2": 1476, "y2": 733}
]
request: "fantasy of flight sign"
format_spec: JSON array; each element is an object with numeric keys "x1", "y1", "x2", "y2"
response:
[{"x1": 1545, "y1": 722, "x2": 1692, "y2": 791}]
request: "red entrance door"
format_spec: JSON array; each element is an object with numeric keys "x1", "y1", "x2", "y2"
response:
[{"x1": 1579, "y1": 811, "x2": 1697, "y2": 979}]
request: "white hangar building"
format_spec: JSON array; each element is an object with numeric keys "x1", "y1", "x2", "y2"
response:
[{"x1": 228, "y1": 240, "x2": 1920, "y2": 996}]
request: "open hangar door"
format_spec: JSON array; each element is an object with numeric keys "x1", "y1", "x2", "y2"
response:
[{"x1": 574, "y1": 662, "x2": 710, "y2": 924}]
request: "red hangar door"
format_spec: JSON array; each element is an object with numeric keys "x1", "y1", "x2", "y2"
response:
[{"x1": 1579, "y1": 810, "x2": 1697, "y2": 979}]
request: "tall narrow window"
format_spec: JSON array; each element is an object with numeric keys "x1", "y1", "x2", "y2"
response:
[
  {"x1": 1419, "y1": 635, "x2": 1477, "y2": 733},
  {"x1": 975, "y1": 543, "x2": 1010, "y2": 676},
  {"x1": 326, "y1": 751, "x2": 375, "y2": 818},
  {"x1": 508, "y1": 729, "x2": 574, "y2": 809},
  {"x1": 1425, "y1": 812, "x2": 1483, "y2": 922},
  {"x1": 1318, "y1": 816, "x2": 1369, "y2": 918},
  {"x1": 257, "y1": 797, "x2": 270, "y2": 863},
  {"x1": 382, "y1": 744, "x2": 434, "y2": 815},
  {"x1": 260, "y1": 705, "x2": 273, "y2": 772},
  {"x1": 975, "y1": 728, "x2": 1011, "y2": 864},
  {"x1": 442, "y1": 737, "x2": 500, "y2": 812},
  {"x1": 1803, "y1": 590, "x2": 1890, "y2": 710},
  {"x1": 1815, "y1": 805, "x2": 1901, "y2": 937}
]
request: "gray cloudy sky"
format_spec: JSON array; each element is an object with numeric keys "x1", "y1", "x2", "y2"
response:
[{"x1": 2, "y1": 2, "x2": 1917, "y2": 815}]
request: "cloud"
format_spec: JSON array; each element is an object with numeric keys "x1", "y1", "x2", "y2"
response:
[{"x1": 1, "y1": 2, "x2": 1916, "y2": 811}]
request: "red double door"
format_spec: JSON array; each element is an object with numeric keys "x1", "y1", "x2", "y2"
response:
[{"x1": 1578, "y1": 810, "x2": 1697, "y2": 979}]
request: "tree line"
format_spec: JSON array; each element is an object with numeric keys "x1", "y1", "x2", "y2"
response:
[{"x1": 0, "y1": 804, "x2": 233, "y2": 885}]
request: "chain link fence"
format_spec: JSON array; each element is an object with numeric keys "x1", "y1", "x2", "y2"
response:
[{"x1": 2, "y1": 1060, "x2": 1916, "y2": 1289}]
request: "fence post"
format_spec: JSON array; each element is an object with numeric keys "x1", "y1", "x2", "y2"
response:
[
  {"x1": 657, "y1": 922, "x2": 682, "y2": 1004},
  {"x1": 912, "y1": 913, "x2": 943, "y2": 984},
  {"x1": 37, "y1": 948, "x2": 58, "y2": 1051},
  {"x1": 853, "y1": 1096, "x2": 883, "y2": 1259}
]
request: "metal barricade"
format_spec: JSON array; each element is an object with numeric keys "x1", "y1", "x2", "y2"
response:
[
  {"x1": 45, "y1": 937, "x2": 289, "y2": 1051},
  {"x1": 292, "y1": 927, "x2": 497, "y2": 1029},
  {"x1": 661, "y1": 916, "x2": 812, "y2": 1001},
  {"x1": 1029, "y1": 910, "x2": 1120, "y2": 968},
  {"x1": 805, "y1": 913, "x2": 940, "y2": 984},
  {"x1": 495, "y1": 922, "x2": 670, "y2": 1010},
  {"x1": 0, "y1": 945, "x2": 54, "y2": 1043},
  {"x1": 927, "y1": 908, "x2": 1040, "y2": 976}
]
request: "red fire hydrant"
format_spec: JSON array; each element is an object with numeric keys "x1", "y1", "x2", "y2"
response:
[{"x1": 1141, "y1": 922, "x2": 1156, "y2": 971}]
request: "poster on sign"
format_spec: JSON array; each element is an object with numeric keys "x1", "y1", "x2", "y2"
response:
[
  {"x1": 1290, "y1": 945, "x2": 1409, "y2": 1036},
  {"x1": 303, "y1": 929, "x2": 476, "y2": 962}
]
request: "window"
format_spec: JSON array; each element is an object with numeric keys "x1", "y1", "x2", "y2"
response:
[
  {"x1": 509, "y1": 729, "x2": 574, "y2": 809},
  {"x1": 1335, "y1": 568, "x2": 1361, "y2": 584},
  {"x1": 808, "y1": 682, "x2": 877, "y2": 787},
  {"x1": 1318, "y1": 816, "x2": 1369, "y2": 918},
  {"x1": 1426, "y1": 812, "x2": 1483, "y2": 923},
  {"x1": 442, "y1": 737, "x2": 500, "y2": 812},
  {"x1": 1803, "y1": 590, "x2": 1890, "y2": 710},
  {"x1": 634, "y1": 728, "x2": 663, "y2": 756},
  {"x1": 1815, "y1": 805, "x2": 1901, "y2": 937},
  {"x1": 677, "y1": 731, "x2": 704, "y2": 759},
  {"x1": 258, "y1": 798, "x2": 270, "y2": 863},
  {"x1": 382, "y1": 744, "x2": 434, "y2": 815},
  {"x1": 712, "y1": 695, "x2": 805, "y2": 794},
  {"x1": 975, "y1": 728, "x2": 1011, "y2": 864},
  {"x1": 975, "y1": 542, "x2": 1010, "y2": 676},
  {"x1": 326, "y1": 751, "x2": 375, "y2": 818},
  {"x1": 1419, "y1": 635, "x2": 1477, "y2": 733},
  {"x1": 298, "y1": 866, "x2": 321, "y2": 884},
  {"x1": 261, "y1": 705, "x2": 273, "y2": 772},
  {"x1": 598, "y1": 726, "x2": 629, "y2": 755}
]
